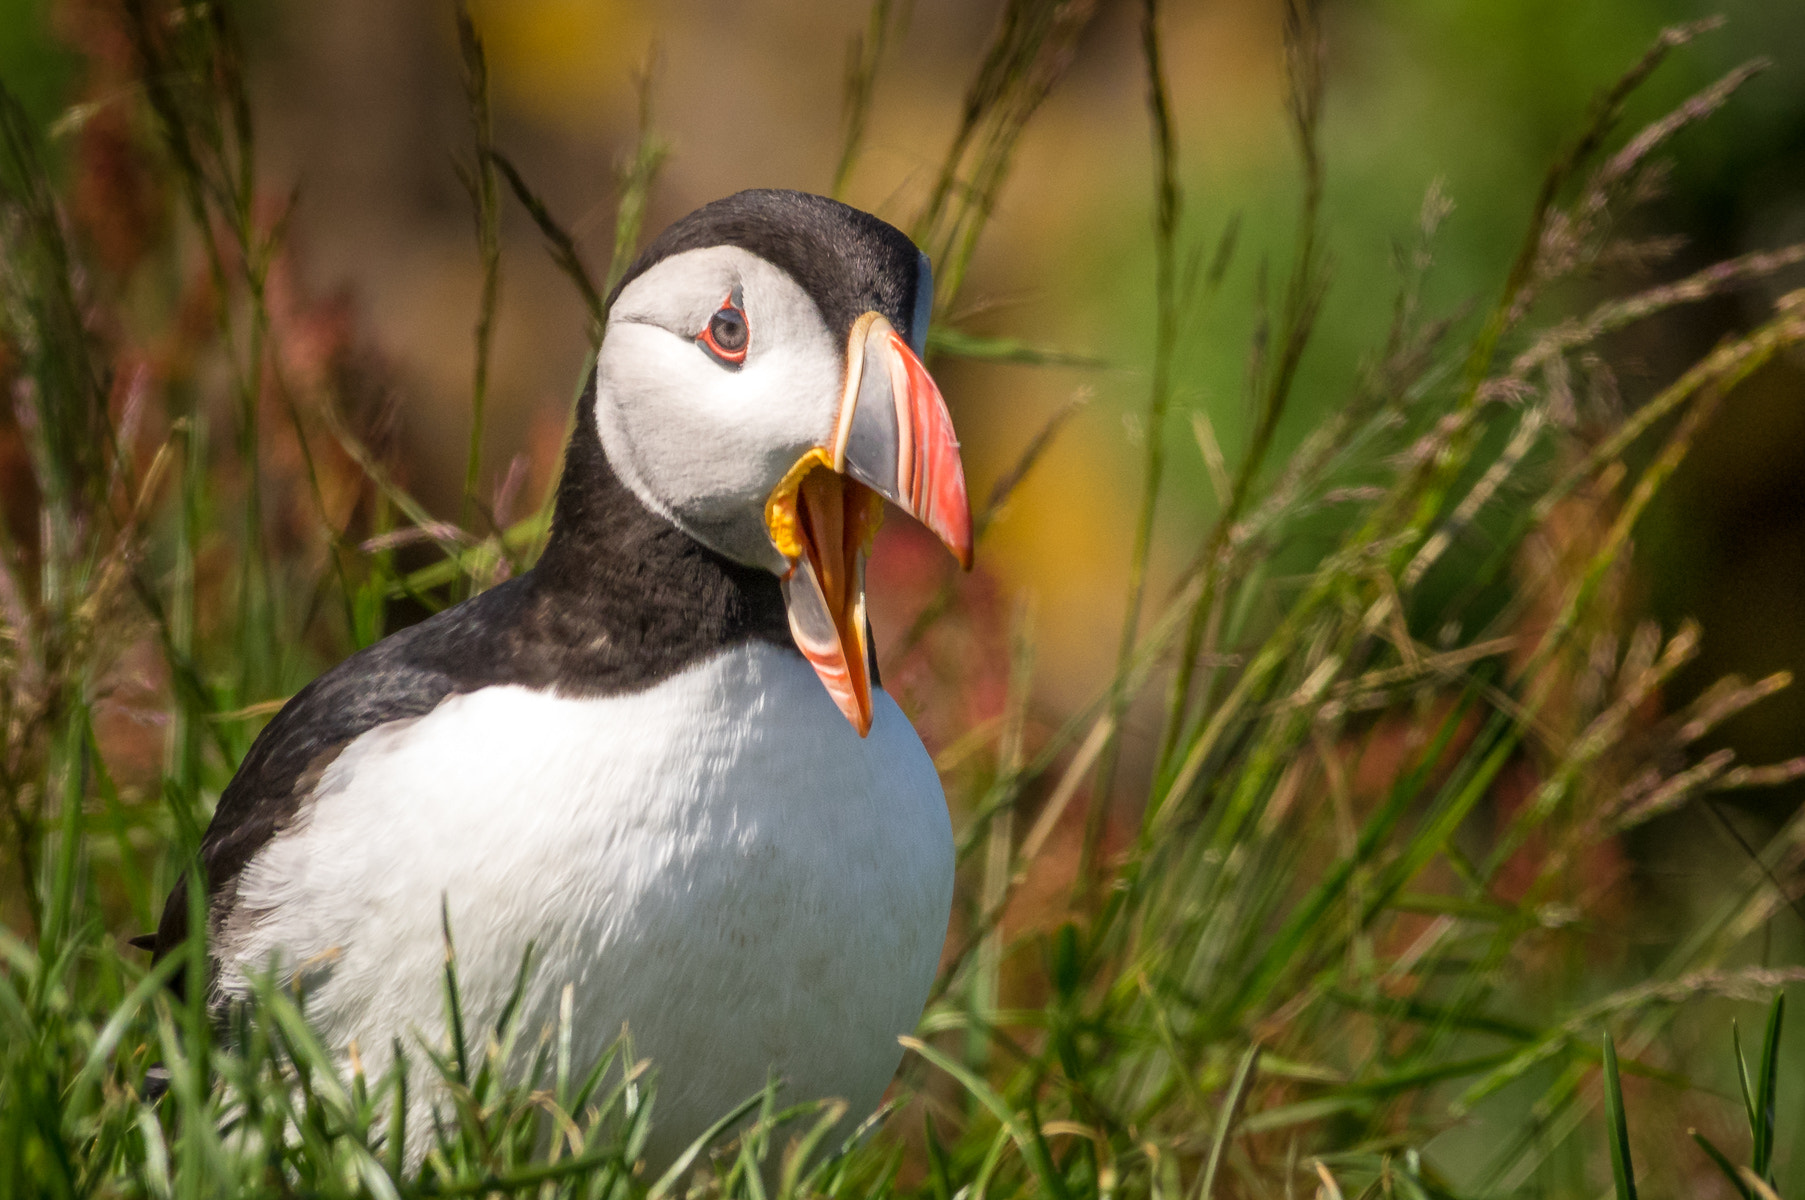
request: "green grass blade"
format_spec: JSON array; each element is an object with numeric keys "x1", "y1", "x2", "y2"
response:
[
  {"x1": 1195, "y1": 1043, "x2": 1260, "y2": 1200},
  {"x1": 1753, "y1": 991, "x2": 1783, "y2": 1178},
  {"x1": 1602, "y1": 1033, "x2": 1638, "y2": 1200},
  {"x1": 440, "y1": 898, "x2": 469, "y2": 1087},
  {"x1": 832, "y1": 0, "x2": 898, "y2": 199},
  {"x1": 778, "y1": 1098, "x2": 849, "y2": 1199},
  {"x1": 455, "y1": 1, "x2": 502, "y2": 539},
  {"x1": 1689, "y1": 1130, "x2": 1755, "y2": 1200},
  {"x1": 389, "y1": 1039, "x2": 409, "y2": 1180},
  {"x1": 1734, "y1": 1017, "x2": 1759, "y2": 1145},
  {"x1": 922, "y1": 1110, "x2": 954, "y2": 1200},
  {"x1": 69, "y1": 951, "x2": 183, "y2": 1101},
  {"x1": 926, "y1": 326, "x2": 1109, "y2": 369},
  {"x1": 39, "y1": 711, "x2": 89, "y2": 967},
  {"x1": 901, "y1": 1035, "x2": 1073, "y2": 1200},
  {"x1": 488, "y1": 148, "x2": 604, "y2": 338},
  {"x1": 604, "y1": 62, "x2": 669, "y2": 297},
  {"x1": 646, "y1": 1086, "x2": 770, "y2": 1200},
  {"x1": 419, "y1": 1139, "x2": 635, "y2": 1197}
]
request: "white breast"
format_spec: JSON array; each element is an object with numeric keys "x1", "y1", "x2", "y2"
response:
[{"x1": 219, "y1": 641, "x2": 954, "y2": 1168}]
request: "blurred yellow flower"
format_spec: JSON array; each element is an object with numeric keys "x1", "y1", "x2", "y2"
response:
[{"x1": 467, "y1": 0, "x2": 650, "y2": 123}]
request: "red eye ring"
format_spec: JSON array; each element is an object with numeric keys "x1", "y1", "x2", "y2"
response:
[{"x1": 697, "y1": 296, "x2": 749, "y2": 365}]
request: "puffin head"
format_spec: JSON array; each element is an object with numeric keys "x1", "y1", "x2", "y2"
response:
[{"x1": 590, "y1": 189, "x2": 972, "y2": 735}]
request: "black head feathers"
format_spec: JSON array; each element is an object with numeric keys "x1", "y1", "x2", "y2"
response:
[{"x1": 609, "y1": 189, "x2": 929, "y2": 348}]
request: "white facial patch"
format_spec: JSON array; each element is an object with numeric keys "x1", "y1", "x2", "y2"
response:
[{"x1": 596, "y1": 247, "x2": 844, "y2": 572}]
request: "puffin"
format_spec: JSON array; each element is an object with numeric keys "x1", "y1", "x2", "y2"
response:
[{"x1": 143, "y1": 189, "x2": 971, "y2": 1168}]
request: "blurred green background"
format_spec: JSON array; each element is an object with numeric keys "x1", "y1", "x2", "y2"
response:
[{"x1": 4, "y1": 0, "x2": 1803, "y2": 1138}]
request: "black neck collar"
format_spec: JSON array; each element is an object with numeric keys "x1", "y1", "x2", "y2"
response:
[{"x1": 520, "y1": 368, "x2": 792, "y2": 689}]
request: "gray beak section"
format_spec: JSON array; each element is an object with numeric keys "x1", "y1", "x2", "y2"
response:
[{"x1": 832, "y1": 312, "x2": 973, "y2": 569}]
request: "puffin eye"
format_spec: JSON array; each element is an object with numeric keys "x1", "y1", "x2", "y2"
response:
[{"x1": 697, "y1": 299, "x2": 749, "y2": 366}]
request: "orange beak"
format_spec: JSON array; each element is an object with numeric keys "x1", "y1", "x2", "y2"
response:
[{"x1": 766, "y1": 313, "x2": 972, "y2": 735}]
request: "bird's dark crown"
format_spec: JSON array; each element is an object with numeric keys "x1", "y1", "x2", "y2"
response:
[{"x1": 608, "y1": 189, "x2": 927, "y2": 349}]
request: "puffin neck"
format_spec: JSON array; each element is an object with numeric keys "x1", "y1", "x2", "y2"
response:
[{"x1": 532, "y1": 368, "x2": 790, "y2": 653}]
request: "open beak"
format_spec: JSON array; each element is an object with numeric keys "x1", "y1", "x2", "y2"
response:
[{"x1": 765, "y1": 312, "x2": 972, "y2": 735}]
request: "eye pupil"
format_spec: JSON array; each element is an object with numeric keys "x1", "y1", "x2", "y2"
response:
[{"x1": 710, "y1": 308, "x2": 748, "y2": 353}]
